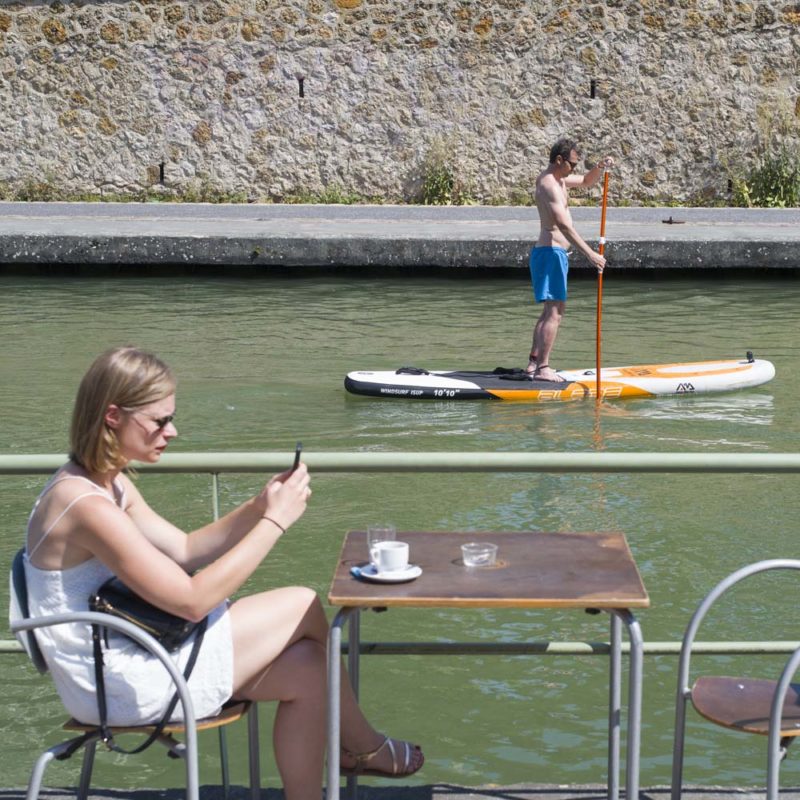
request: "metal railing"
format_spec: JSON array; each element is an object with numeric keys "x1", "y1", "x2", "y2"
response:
[
  {"x1": 3, "y1": 451, "x2": 800, "y2": 474},
  {"x1": 4, "y1": 450, "x2": 800, "y2": 657}
]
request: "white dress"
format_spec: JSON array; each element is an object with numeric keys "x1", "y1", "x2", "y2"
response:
[{"x1": 24, "y1": 474, "x2": 234, "y2": 726}]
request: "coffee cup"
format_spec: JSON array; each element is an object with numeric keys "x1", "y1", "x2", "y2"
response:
[{"x1": 374, "y1": 540, "x2": 409, "y2": 573}]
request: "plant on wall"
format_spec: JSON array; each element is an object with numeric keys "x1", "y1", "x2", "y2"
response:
[
  {"x1": 730, "y1": 100, "x2": 800, "y2": 208},
  {"x1": 417, "y1": 138, "x2": 473, "y2": 205},
  {"x1": 732, "y1": 146, "x2": 800, "y2": 208}
]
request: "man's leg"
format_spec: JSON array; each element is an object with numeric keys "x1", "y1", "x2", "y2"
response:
[
  {"x1": 533, "y1": 300, "x2": 566, "y2": 382},
  {"x1": 525, "y1": 328, "x2": 538, "y2": 374}
]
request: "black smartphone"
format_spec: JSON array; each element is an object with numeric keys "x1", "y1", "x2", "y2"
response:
[{"x1": 292, "y1": 441, "x2": 302, "y2": 472}]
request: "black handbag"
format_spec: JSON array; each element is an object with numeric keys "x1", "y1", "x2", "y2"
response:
[
  {"x1": 88, "y1": 577, "x2": 208, "y2": 754},
  {"x1": 90, "y1": 576, "x2": 200, "y2": 651}
]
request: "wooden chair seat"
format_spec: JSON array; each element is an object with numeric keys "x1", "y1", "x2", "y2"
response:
[
  {"x1": 692, "y1": 676, "x2": 800, "y2": 736},
  {"x1": 64, "y1": 700, "x2": 251, "y2": 735}
]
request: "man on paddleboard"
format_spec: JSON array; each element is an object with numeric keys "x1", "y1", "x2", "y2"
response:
[{"x1": 527, "y1": 139, "x2": 614, "y2": 382}]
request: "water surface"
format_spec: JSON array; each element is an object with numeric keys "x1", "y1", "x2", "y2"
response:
[{"x1": 1, "y1": 272, "x2": 799, "y2": 789}]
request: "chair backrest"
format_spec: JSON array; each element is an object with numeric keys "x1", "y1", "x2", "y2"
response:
[{"x1": 9, "y1": 547, "x2": 49, "y2": 674}]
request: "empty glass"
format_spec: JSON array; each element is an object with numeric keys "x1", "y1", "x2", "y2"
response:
[
  {"x1": 461, "y1": 542, "x2": 498, "y2": 567},
  {"x1": 367, "y1": 524, "x2": 396, "y2": 566}
]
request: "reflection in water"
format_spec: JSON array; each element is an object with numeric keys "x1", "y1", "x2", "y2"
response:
[
  {"x1": 1, "y1": 274, "x2": 799, "y2": 789},
  {"x1": 620, "y1": 393, "x2": 774, "y2": 425}
]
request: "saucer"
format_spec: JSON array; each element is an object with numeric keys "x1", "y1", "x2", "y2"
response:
[{"x1": 351, "y1": 564, "x2": 422, "y2": 583}]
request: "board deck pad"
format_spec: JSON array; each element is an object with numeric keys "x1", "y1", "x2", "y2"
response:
[{"x1": 344, "y1": 356, "x2": 775, "y2": 402}]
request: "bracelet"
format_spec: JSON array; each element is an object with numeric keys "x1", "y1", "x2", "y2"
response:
[{"x1": 262, "y1": 515, "x2": 286, "y2": 533}]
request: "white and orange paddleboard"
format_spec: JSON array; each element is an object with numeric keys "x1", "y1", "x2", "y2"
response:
[{"x1": 344, "y1": 354, "x2": 775, "y2": 402}]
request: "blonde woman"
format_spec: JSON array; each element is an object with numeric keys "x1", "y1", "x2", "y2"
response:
[{"x1": 25, "y1": 346, "x2": 423, "y2": 800}]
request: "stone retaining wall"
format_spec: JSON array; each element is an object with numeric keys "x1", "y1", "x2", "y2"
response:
[{"x1": 0, "y1": 0, "x2": 798, "y2": 203}]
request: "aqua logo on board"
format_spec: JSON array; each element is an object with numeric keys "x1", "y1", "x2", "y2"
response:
[{"x1": 676, "y1": 382, "x2": 695, "y2": 393}]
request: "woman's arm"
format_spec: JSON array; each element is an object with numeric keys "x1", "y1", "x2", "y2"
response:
[
  {"x1": 122, "y1": 465, "x2": 308, "y2": 572},
  {"x1": 77, "y1": 466, "x2": 311, "y2": 620}
]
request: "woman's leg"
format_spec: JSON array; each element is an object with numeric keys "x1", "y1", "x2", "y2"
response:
[{"x1": 228, "y1": 588, "x2": 422, "y2": 799}]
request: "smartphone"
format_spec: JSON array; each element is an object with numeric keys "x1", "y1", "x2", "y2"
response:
[{"x1": 291, "y1": 441, "x2": 302, "y2": 472}]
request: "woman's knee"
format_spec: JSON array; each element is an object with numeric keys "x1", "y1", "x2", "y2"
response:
[{"x1": 280, "y1": 639, "x2": 328, "y2": 694}]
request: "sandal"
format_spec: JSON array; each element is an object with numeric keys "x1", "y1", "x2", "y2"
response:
[{"x1": 341, "y1": 735, "x2": 424, "y2": 778}]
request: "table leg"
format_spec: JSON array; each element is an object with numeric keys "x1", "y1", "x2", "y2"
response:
[
  {"x1": 327, "y1": 608, "x2": 355, "y2": 800},
  {"x1": 610, "y1": 609, "x2": 643, "y2": 800},
  {"x1": 608, "y1": 612, "x2": 622, "y2": 800},
  {"x1": 346, "y1": 611, "x2": 362, "y2": 800}
]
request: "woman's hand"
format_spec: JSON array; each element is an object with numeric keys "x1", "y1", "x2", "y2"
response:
[{"x1": 257, "y1": 463, "x2": 311, "y2": 532}]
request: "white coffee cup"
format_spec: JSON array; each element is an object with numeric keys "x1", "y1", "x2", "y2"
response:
[{"x1": 374, "y1": 540, "x2": 409, "y2": 573}]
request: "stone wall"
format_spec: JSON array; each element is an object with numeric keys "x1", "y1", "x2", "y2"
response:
[{"x1": 0, "y1": 0, "x2": 798, "y2": 203}]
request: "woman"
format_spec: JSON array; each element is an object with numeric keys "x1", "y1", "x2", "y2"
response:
[{"x1": 25, "y1": 346, "x2": 423, "y2": 799}]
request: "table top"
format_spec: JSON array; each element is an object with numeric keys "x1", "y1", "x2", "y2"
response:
[{"x1": 328, "y1": 530, "x2": 649, "y2": 609}]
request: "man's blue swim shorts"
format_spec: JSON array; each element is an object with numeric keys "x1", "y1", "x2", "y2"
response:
[{"x1": 529, "y1": 246, "x2": 569, "y2": 302}]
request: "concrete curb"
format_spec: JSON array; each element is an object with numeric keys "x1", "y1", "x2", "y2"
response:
[{"x1": 1, "y1": 203, "x2": 799, "y2": 271}]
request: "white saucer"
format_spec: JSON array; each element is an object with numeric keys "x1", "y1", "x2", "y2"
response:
[{"x1": 352, "y1": 564, "x2": 422, "y2": 583}]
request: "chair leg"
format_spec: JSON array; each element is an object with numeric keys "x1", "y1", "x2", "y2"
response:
[
  {"x1": 218, "y1": 727, "x2": 231, "y2": 799},
  {"x1": 76, "y1": 738, "x2": 97, "y2": 800},
  {"x1": 26, "y1": 748, "x2": 57, "y2": 800},
  {"x1": 670, "y1": 693, "x2": 689, "y2": 800},
  {"x1": 248, "y1": 703, "x2": 261, "y2": 800}
]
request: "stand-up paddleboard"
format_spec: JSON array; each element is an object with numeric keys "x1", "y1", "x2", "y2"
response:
[{"x1": 344, "y1": 353, "x2": 775, "y2": 402}]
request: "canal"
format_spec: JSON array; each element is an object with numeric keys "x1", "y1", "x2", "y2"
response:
[{"x1": 1, "y1": 271, "x2": 799, "y2": 790}]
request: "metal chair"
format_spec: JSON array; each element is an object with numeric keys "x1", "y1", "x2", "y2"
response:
[
  {"x1": 9, "y1": 547, "x2": 261, "y2": 800},
  {"x1": 671, "y1": 559, "x2": 800, "y2": 800}
]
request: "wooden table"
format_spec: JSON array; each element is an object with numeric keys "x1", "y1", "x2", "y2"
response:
[{"x1": 326, "y1": 531, "x2": 649, "y2": 800}]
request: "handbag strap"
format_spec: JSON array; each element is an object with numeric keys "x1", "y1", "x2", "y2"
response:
[{"x1": 91, "y1": 616, "x2": 208, "y2": 754}]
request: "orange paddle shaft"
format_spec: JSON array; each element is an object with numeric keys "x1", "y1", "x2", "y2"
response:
[{"x1": 596, "y1": 170, "x2": 610, "y2": 399}]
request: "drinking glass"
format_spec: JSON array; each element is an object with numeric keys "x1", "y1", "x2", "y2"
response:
[{"x1": 367, "y1": 524, "x2": 396, "y2": 566}]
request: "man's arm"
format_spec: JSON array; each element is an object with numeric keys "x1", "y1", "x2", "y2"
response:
[
  {"x1": 541, "y1": 181, "x2": 606, "y2": 270},
  {"x1": 565, "y1": 155, "x2": 614, "y2": 189}
]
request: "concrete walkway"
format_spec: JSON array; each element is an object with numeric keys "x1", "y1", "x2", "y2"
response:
[
  {"x1": 2, "y1": 785, "x2": 797, "y2": 800},
  {"x1": 1, "y1": 203, "x2": 799, "y2": 271}
]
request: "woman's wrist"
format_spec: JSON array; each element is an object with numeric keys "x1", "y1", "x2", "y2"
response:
[{"x1": 261, "y1": 515, "x2": 286, "y2": 534}]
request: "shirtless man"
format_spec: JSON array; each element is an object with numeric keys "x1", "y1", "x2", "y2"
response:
[{"x1": 526, "y1": 139, "x2": 614, "y2": 382}]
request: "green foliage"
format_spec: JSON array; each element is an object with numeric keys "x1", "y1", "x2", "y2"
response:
[
  {"x1": 14, "y1": 177, "x2": 60, "y2": 202},
  {"x1": 420, "y1": 160, "x2": 455, "y2": 205},
  {"x1": 417, "y1": 140, "x2": 473, "y2": 205},
  {"x1": 732, "y1": 146, "x2": 800, "y2": 208},
  {"x1": 284, "y1": 184, "x2": 361, "y2": 204},
  {"x1": 179, "y1": 179, "x2": 250, "y2": 204}
]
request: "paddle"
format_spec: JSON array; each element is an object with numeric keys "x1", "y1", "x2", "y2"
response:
[{"x1": 595, "y1": 169, "x2": 610, "y2": 400}]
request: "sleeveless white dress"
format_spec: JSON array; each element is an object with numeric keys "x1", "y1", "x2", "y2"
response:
[{"x1": 24, "y1": 474, "x2": 234, "y2": 726}]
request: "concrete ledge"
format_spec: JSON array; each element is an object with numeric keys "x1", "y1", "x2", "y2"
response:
[
  {"x1": 1, "y1": 203, "x2": 799, "y2": 271},
  {"x1": 2, "y1": 785, "x2": 797, "y2": 800}
]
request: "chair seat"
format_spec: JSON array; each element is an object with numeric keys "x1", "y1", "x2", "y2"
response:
[
  {"x1": 64, "y1": 700, "x2": 251, "y2": 735},
  {"x1": 692, "y1": 676, "x2": 800, "y2": 736}
]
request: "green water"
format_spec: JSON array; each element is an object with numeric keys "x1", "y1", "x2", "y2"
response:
[{"x1": 2, "y1": 272, "x2": 800, "y2": 790}]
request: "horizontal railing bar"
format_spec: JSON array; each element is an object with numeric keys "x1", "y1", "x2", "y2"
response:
[
  {"x1": 2, "y1": 452, "x2": 800, "y2": 475},
  {"x1": 2, "y1": 639, "x2": 798, "y2": 656}
]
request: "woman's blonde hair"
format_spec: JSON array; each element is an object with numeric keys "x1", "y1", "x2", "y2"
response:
[{"x1": 70, "y1": 346, "x2": 176, "y2": 473}]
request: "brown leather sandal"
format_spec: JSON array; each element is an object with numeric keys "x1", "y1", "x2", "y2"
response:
[{"x1": 341, "y1": 735, "x2": 424, "y2": 778}]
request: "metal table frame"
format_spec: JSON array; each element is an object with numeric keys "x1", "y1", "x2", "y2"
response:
[{"x1": 326, "y1": 597, "x2": 644, "y2": 800}]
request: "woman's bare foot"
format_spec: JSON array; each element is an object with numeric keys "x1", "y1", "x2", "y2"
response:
[
  {"x1": 534, "y1": 364, "x2": 566, "y2": 383},
  {"x1": 341, "y1": 735, "x2": 424, "y2": 778}
]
